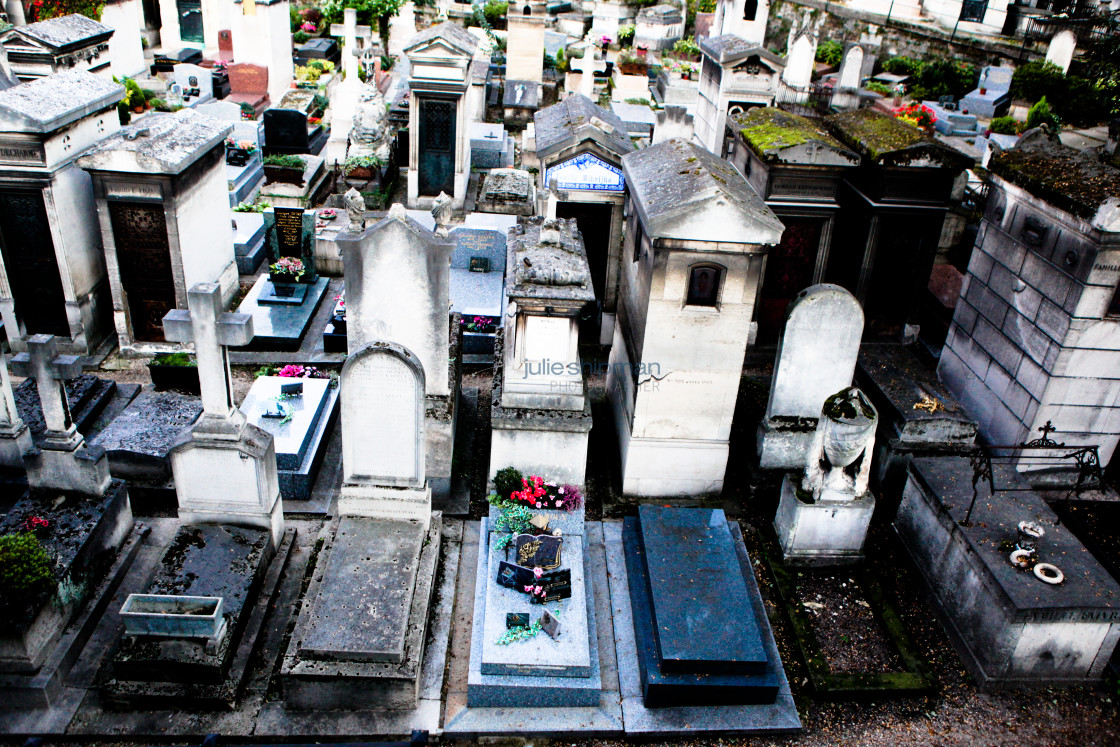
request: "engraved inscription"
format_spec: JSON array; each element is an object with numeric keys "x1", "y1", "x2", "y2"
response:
[
  {"x1": 343, "y1": 353, "x2": 420, "y2": 482},
  {"x1": 274, "y1": 207, "x2": 305, "y2": 257}
]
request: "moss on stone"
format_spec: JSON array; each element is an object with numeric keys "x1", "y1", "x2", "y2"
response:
[
  {"x1": 825, "y1": 109, "x2": 928, "y2": 162},
  {"x1": 737, "y1": 107, "x2": 843, "y2": 162},
  {"x1": 989, "y1": 133, "x2": 1120, "y2": 221}
]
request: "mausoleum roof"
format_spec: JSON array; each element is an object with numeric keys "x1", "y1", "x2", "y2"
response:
[
  {"x1": 506, "y1": 217, "x2": 596, "y2": 304},
  {"x1": 0, "y1": 69, "x2": 122, "y2": 132},
  {"x1": 989, "y1": 128, "x2": 1120, "y2": 229},
  {"x1": 699, "y1": 35, "x2": 783, "y2": 68},
  {"x1": 8, "y1": 13, "x2": 113, "y2": 49},
  {"x1": 735, "y1": 107, "x2": 857, "y2": 165},
  {"x1": 77, "y1": 109, "x2": 231, "y2": 175},
  {"x1": 825, "y1": 109, "x2": 970, "y2": 169},
  {"x1": 534, "y1": 93, "x2": 634, "y2": 159},
  {"x1": 405, "y1": 21, "x2": 479, "y2": 56},
  {"x1": 622, "y1": 138, "x2": 783, "y2": 246}
]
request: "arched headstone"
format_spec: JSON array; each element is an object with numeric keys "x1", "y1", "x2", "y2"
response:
[
  {"x1": 838, "y1": 45, "x2": 864, "y2": 90},
  {"x1": 341, "y1": 341, "x2": 426, "y2": 490},
  {"x1": 757, "y1": 283, "x2": 864, "y2": 468},
  {"x1": 1045, "y1": 29, "x2": 1077, "y2": 74}
]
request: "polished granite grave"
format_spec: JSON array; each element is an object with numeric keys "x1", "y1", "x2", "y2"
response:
[
  {"x1": 232, "y1": 211, "x2": 267, "y2": 275},
  {"x1": 623, "y1": 506, "x2": 780, "y2": 707},
  {"x1": 239, "y1": 376, "x2": 338, "y2": 501},
  {"x1": 237, "y1": 275, "x2": 329, "y2": 351}
]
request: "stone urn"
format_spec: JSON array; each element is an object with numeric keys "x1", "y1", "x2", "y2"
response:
[{"x1": 804, "y1": 387, "x2": 879, "y2": 501}]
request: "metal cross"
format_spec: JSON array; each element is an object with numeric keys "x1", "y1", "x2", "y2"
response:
[
  {"x1": 162, "y1": 283, "x2": 254, "y2": 421},
  {"x1": 11, "y1": 334, "x2": 84, "y2": 448}
]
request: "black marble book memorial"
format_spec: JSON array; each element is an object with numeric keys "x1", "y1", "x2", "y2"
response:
[{"x1": 623, "y1": 505, "x2": 780, "y2": 707}]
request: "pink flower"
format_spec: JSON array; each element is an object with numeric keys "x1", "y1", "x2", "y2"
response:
[
  {"x1": 533, "y1": 567, "x2": 543, "y2": 578},
  {"x1": 555, "y1": 501, "x2": 561, "y2": 507},
  {"x1": 278, "y1": 364, "x2": 305, "y2": 378},
  {"x1": 533, "y1": 585, "x2": 543, "y2": 595},
  {"x1": 523, "y1": 585, "x2": 532, "y2": 592},
  {"x1": 300, "y1": 21, "x2": 317, "y2": 31}
]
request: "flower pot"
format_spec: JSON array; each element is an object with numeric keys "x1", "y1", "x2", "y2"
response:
[
  {"x1": 148, "y1": 361, "x2": 201, "y2": 394},
  {"x1": 132, "y1": 105, "x2": 145, "y2": 114},
  {"x1": 330, "y1": 313, "x2": 347, "y2": 334},
  {"x1": 272, "y1": 282, "x2": 297, "y2": 297}
]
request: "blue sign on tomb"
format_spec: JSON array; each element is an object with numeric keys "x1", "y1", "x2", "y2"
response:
[{"x1": 544, "y1": 152, "x2": 625, "y2": 192}]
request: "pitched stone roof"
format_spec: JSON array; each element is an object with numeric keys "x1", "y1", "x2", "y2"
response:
[
  {"x1": 622, "y1": 138, "x2": 783, "y2": 245},
  {"x1": 534, "y1": 93, "x2": 634, "y2": 159},
  {"x1": 405, "y1": 21, "x2": 479, "y2": 56},
  {"x1": 14, "y1": 14, "x2": 113, "y2": 48},
  {"x1": 0, "y1": 69, "x2": 121, "y2": 132},
  {"x1": 735, "y1": 107, "x2": 857, "y2": 165},
  {"x1": 825, "y1": 109, "x2": 971, "y2": 169},
  {"x1": 699, "y1": 35, "x2": 784, "y2": 67},
  {"x1": 78, "y1": 109, "x2": 231, "y2": 174}
]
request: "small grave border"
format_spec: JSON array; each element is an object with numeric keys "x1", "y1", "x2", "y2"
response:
[{"x1": 760, "y1": 536, "x2": 934, "y2": 699}]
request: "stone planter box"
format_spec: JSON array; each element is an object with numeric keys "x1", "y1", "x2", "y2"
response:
[
  {"x1": 264, "y1": 164, "x2": 306, "y2": 186},
  {"x1": 147, "y1": 360, "x2": 200, "y2": 395},
  {"x1": 120, "y1": 594, "x2": 225, "y2": 639}
]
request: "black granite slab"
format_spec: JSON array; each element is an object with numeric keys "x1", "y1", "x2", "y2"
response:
[
  {"x1": 15, "y1": 374, "x2": 115, "y2": 446},
  {"x1": 110, "y1": 525, "x2": 273, "y2": 685},
  {"x1": 637, "y1": 505, "x2": 767, "y2": 674},
  {"x1": 908, "y1": 457, "x2": 1120, "y2": 614},
  {"x1": 623, "y1": 515, "x2": 780, "y2": 707}
]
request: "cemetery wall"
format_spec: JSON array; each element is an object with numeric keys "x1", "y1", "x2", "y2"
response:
[
  {"x1": 766, "y1": 0, "x2": 1038, "y2": 67},
  {"x1": 939, "y1": 175, "x2": 1120, "y2": 465}
]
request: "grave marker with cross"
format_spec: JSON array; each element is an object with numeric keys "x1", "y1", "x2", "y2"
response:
[
  {"x1": 330, "y1": 8, "x2": 373, "y2": 85},
  {"x1": 570, "y1": 49, "x2": 607, "y2": 101},
  {"x1": 11, "y1": 334, "x2": 85, "y2": 451},
  {"x1": 162, "y1": 283, "x2": 254, "y2": 434}
]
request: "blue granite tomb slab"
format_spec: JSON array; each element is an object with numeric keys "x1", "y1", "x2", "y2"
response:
[
  {"x1": 638, "y1": 505, "x2": 767, "y2": 675},
  {"x1": 233, "y1": 211, "x2": 267, "y2": 274},
  {"x1": 258, "y1": 280, "x2": 311, "y2": 306},
  {"x1": 236, "y1": 274, "x2": 329, "y2": 351},
  {"x1": 228, "y1": 159, "x2": 264, "y2": 207}
]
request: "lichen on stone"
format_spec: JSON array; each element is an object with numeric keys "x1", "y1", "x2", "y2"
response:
[
  {"x1": 736, "y1": 107, "x2": 842, "y2": 162},
  {"x1": 825, "y1": 109, "x2": 927, "y2": 162}
]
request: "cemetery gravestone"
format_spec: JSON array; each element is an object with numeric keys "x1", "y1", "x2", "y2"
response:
[
  {"x1": 961, "y1": 66, "x2": 1013, "y2": 118},
  {"x1": 173, "y1": 63, "x2": 214, "y2": 104},
  {"x1": 228, "y1": 63, "x2": 270, "y2": 116},
  {"x1": 0, "y1": 352, "x2": 31, "y2": 470},
  {"x1": 264, "y1": 108, "x2": 312, "y2": 155},
  {"x1": 757, "y1": 284, "x2": 864, "y2": 469}
]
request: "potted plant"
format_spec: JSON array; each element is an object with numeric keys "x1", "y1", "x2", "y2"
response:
[
  {"x1": 269, "y1": 256, "x2": 307, "y2": 296},
  {"x1": 343, "y1": 154, "x2": 384, "y2": 180},
  {"x1": 263, "y1": 154, "x2": 307, "y2": 185},
  {"x1": 147, "y1": 352, "x2": 201, "y2": 394},
  {"x1": 617, "y1": 50, "x2": 647, "y2": 77},
  {"x1": 225, "y1": 137, "x2": 257, "y2": 166}
]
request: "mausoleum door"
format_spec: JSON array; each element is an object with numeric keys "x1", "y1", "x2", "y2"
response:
[
  {"x1": 109, "y1": 202, "x2": 177, "y2": 343},
  {"x1": 0, "y1": 188, "x2": 70, "y2": 337},
  {"x1": 418, "y1": 97, "x2": 456, "y2": 197},
  {"x1": 177, "y1": 0, "x2": 204, "y2": 44},
  {"x1": 556, "y1": 200, "x2": 611, "y2": 340},
  {"x1": 757, "y1": 217, "x2": 821, "y2": 343}
]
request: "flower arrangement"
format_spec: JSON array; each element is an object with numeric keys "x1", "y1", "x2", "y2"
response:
[
  {"x1": 300, "y1": 21, "x2": 317, "y2": 32},
  {"x1": 225, "y1": 138, "x2": 257, "y2": 153},
  {"x1": 270, "y1": 256, "x2": 305, "y2": 281},
  {"x1": 319, "y1": 208, "x2": 338, "y2": 220},
  {"x1": 894, "y1": 102, "x2": 936, "y2": 130},
  {"x1": 255, "y1": 363, "x2": 332, "y2": 380},
  {"x1": 464, "y1": 315, "x2": 491, "y2": 333},
  {"x1": 507, "y1": 474, "x2": 583, "y2": 512},
  {"x1": 334, "y1": 294, "x2": 345, "y2": 317},
  {"x1": 21, "y1": 516, "x2": 49, "y2": 534}
]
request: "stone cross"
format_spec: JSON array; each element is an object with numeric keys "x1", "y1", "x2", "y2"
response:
[
  {"x1": 0, "y1": 353, "x2": 24, "y2": 433},
  {"x1": 163, "y1": 283, "x2": 254, "y2": 426},
  {"x1": 11, "y1": 335, "x2": 84, "y2": 450},
  {"x1": 331, "y1": 9, "x2": 373, "y2": 85},
  {"x1": 570, "y1": 51, "x2": 606, "y2": 100}
]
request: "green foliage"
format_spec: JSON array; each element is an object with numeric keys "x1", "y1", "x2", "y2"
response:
[
  {"x1": 816, "y1": 39, "x2": 843, "y2": 67},
  {"x1": 672, "y1": 36, "x2": 701, "y2": 58},
  {"x1": 1009, "y1": 60, "x2": 1065, "y2": 102},
  {"x1": 625, "y1": 97, "x2": 651, "y2": 105},
  {"x1": 31, "y1": 0, "x2": 105, "y2": 21},
  {"x1": 882, "y1": 55, "x2": 923, "y2": 77},
  {"x1": 1082, "y1": 20, "x2": 1120, "y2": 118},
  {"x1": 617, "y1": 23, "x2": 636, "y2": 47},
  {"x1": 233, "y1": 200, "x2": 270, "y2": 212},
  {"x1": 239, "y1": 102, "x2": 257, "y2": 120},
  {"x1": 696, "y1": 0, "x2": 716, "y2": 12},
  {"x1": 321, "y1": 0, "x2": 406, "y2": 49},
  {"x1": 291, "y1": 4, "x2": 302, "y2": 31},
  {"x1": 1026, "y1": 96, "x2": 1059, "y2": 130},
  {"x1": 264, "y1": 154, "x2": 308, "y2": 168},
  {"x1": 311, "y1": 93, "x2": 330, "y2": 116},
  {"x1": 989, "y1": 116, "x2": 1023, "y2": 135},
  {"x1": 122, "y1": 77, "x2": 145, "y2": 107},
  {"x1": 494, "y1": 466, "x2": 524, "y2": 502},
  {"x1": 117, "y1": 101, "x2": 131, "y2": 126},
  {"x1": 343, "y1": 153, "x2": 384, "y2": 175},
  {"x1": 555, "y1": 47, "x2": 568, "y2": 73},
  {"x1": 151, "y1": 352, "x2": 196, "y2": 367},
  {"x1": 0, "y1": 534, "x2": 55, "y2": 618},
  {"x1": 909, "y1": 59, "x2": 977, "y2": 102},
  {"x1": 483, "y1": 0, "x2": 508, "y2": 26},
  {"x1": 294, "y1": 30, "x2": 311, "y2": 44},
  {"x1": 865, "y1": 80, "x2": 893, "y2": 96}
]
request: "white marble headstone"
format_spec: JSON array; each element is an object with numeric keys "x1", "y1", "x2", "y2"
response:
[
  {"x1": 174, "y1": 63, "x2": 214, "y2": 102},
  {"x1": 341, "y1": 343, "x2": 425, "y2": 488},
  {"x1": 197, "y1": 100, "x2": 244, "y2": 122},
  {"x1": 838, "y1": 46, "x2": 864, "y2": 90}
]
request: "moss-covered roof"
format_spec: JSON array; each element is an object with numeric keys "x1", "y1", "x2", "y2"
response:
[
  {"x1": 736, "y1": 107, "x2": 847, "y2": 162},
  {"x1": 825, "y1": 109, "x2": 929, "y2": 160},
  {"x1": 989, "y1": 130, "x2": 1120, "y2": 222}
]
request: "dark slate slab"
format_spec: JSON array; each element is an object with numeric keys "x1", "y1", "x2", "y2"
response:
[
  {"x1": 637, "y1": 505, "x2": 767, "y2": 674},
  {"x1": 856, "y1": 346, "x2": 976, "y2": 446},
  {"x1": 623, "y1": 515, "x2": 779, "y2": 707},
  {"x1": 300, "y1": 516, "x2": 424, "y2": 664},
  {"x1": 91, "y1": 388, "x2": 202, "y2": 482},
  {"x1": 237, "y1": 274, "x2": 329, "y2": 350},
  {"x1": 907, "y1": 457, "x2": 1120, "y2": 613},
  {"x1": 15, "y1": 373, "x2": 115, "y2": 446},
  {"x1": 110, "y1": 524, "x2": 273, "y2": 685}
]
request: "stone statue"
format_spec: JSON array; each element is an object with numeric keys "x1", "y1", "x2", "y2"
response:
[
  {"x1": 350, "y1": 84, "x2": 387, "y2": 146},
  {"x1": 344, "y1": 188, "x2": 367, "y2": 231},
  {"x1": 802, "y1": 387, "x2": 877, "y2": 502},
  {"x1": 431, "y1": 192, "x2": 453, "y2": 236}
]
